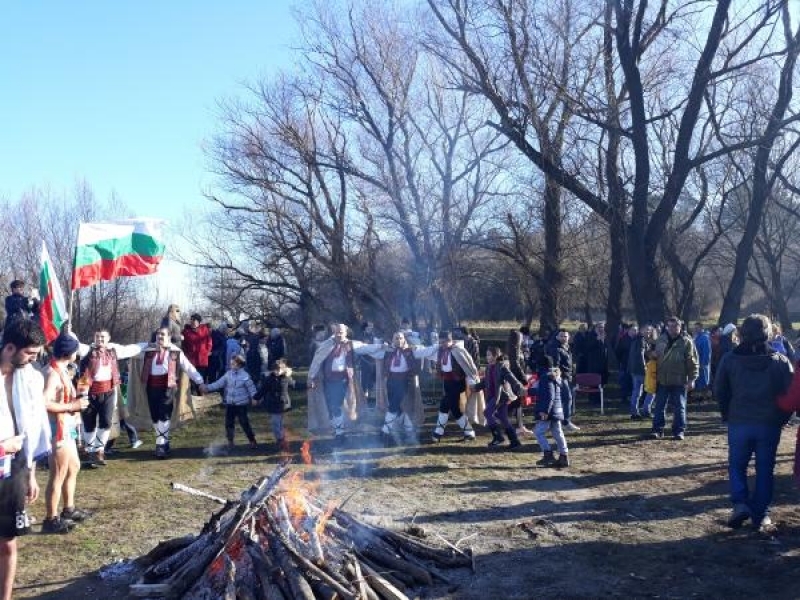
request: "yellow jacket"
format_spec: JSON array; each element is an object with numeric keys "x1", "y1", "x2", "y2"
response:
[{"x1": 644, "y1": 360, "x2": 657, "y2": 394}]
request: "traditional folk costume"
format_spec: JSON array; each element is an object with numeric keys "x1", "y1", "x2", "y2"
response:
[
  {"x1": 78, "y1": 341, "x2": 144, "y2": 462},
  {"x1": 415, "y1": 333, "x2": 484, "y2": 442},
  {"x1": 307, "y1": 336, "x2": 384, "y2": 441},
  {"x1": 140, "y1": 344, "x2": 203, "y2": 458},
  {"x1": 375, "y1": 345, "x2": 424, "y2": 444}
]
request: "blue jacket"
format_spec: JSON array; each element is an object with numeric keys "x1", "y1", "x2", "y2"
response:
[
  {"x1": 206, "y1": 368, "x2": 257, "y2": 406},
  {"x1": 534, "y1": 368, "x2": 563, "y2": 421},
  {"x1": 694, "y1": 331, "x2": 711, "y2": 366}
]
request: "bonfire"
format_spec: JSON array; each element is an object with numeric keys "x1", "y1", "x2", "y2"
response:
[{"x1": 130, "y1": 443, "x2": 472, "y2": 599}]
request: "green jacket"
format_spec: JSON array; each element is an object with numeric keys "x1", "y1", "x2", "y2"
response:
[{"x1": 655, "y1": 332, "x2": 699, "y2": 387}]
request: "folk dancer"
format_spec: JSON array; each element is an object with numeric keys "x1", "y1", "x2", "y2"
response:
[
  {"x1": 78, "y1": 329, "x2": 145, "y2": 465},
  {"x1": 141, "y1": 327, "x2": 204, "y2": 458},
  {"x1": 376, "y1": 331, "x2": 425, "y2": 445},
  {"x1": 307, "y1": 324, "x2": 386, "y2": 446},
  {"x1": 415, "y1": 331, "x2": 483, "y2": 442}
]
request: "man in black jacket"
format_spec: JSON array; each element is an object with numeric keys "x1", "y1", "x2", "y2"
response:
[
  {"x1": 714, "y1": 314, "x2": 793, "y2": 533},
  {"x1": 3, "y1": 280, "x2": 39, "y2": 329}
]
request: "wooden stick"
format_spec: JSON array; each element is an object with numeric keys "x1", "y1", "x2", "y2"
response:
[
  {"x1": 134, "y1": 534, "x2": 196, "y2": 568},
  {"x1": 361, "y1": 545, "x2": 433, "y2": 586},
  {"x1": 358, "y1": 559, "x2": 411, "y2": 600},
  {"x1": 246, "y1": 543, "x2": 288, "y2": 600},
  {"x1": 171, "y1": 482, "x2": 228, "y2": 505},
  {"x1": 271, "y1": 536, "x2": 316, "y2": 600},
  {"x1": 357, "y1": 555, "x2": 407, "y2": 593}
]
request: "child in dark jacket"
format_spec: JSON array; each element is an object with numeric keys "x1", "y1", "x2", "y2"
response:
[
  {"x1": 254, "y1": 359, "x2": 294, "y2": 449},
  {"x1": 534, "y1": 355, "x2": 570, "y2": 468}
]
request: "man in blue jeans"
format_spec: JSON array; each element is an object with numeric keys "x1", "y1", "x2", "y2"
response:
[
  {"x1": 650, "y1": 317, "x2": 699, "y2": 440},
  {"x1": 714, "y1": 314, "x2": 793, "y2": 533}
]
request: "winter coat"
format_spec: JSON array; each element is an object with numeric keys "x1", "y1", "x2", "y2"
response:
[
  {"x1": 255, "y1": 370, "x2": 294, "y2": 414},
  {"x1": 206, "y1": 368, "x2": 257, "y2": 406},
  {"x1": 715, "y1": 344, "x2": 793, "y2": 426},
  {"x1": 475, "y1": 361, "x2": 524, "y2": 404},
  {"x1": 644, "y1": 360, "x2": 658, "y2": 394},
  {"x1": 627, "y1": 335, "x2": 649, "y2": 377},
  {"x1": 548, "y1": 342, "x2": 573, "y2": 382},
  {"x1": 534, "y1": 368, "x2": 563, "y2": 421},
  {"x1": 182, "y1": 324, "x2": 212, "y2": 368},
  {"x1": 655, "y1": 333, "x2": 699, "y2": 387},
  {"x1": 694, "y1": 331, "x2": 711, "y2": 367},
  {"x1": 266, "y1": 335, "x2": 286, "y2": 368},
  {"x1": 577, "y1": 332, "x2": 609, "y2": 382}
]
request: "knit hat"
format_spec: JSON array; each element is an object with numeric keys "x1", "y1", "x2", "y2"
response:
[
  {"x1": 721, "y1": 323, "x2": 736, "y2": 336},
  {"x1": 52, "y1": 333, "x2": 79, "y2": 358}
]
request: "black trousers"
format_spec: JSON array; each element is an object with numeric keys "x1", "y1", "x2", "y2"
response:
[
  {"x1": 225, "y1": 404, "x2": 256, "y2": 442},
  {"x1": 83, "y1": 390, "x2": 115, "y2": 432},
  {"x1": 146, "y1": 386, "x2": 175, "y2": 422},
  {"x1": 439, "y1": 379, "x2": 466, "y2": 419}
]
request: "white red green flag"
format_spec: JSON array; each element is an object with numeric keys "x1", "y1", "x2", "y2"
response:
[
  {"x1": 39, "y1": 242, "x2": 68, "y2": 343},
  {"x1": 71, "y1": 219, "x2": 165, "y2": 290}
]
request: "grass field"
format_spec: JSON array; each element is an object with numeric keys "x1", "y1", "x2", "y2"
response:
[{"x1": 12, "y1": 383, "x2": 800, "y2": 599}]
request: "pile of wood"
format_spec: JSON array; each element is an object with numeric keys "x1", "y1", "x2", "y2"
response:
[{"x1": 131, "y1": 463, "x2": 472, "y2": 599}]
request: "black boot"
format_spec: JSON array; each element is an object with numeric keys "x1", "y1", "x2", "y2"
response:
[
  {"x1": 487, "y1": 426, "x2": 505, "y2": 448},
  {"x1": 536, "y1": 450, "x2": 555, "y2": 466},
  {"x1": 505, "y1": 427, "x2": 521, "y2": 450}
]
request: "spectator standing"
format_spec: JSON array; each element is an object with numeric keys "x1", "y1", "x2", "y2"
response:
[
  {"x1": 358, "y1": 322, "x2": 377, "y2": 408},
  {"x1": 267, "y1": 327, "x2": 287, "y2": 369},
  {"x1": 182, "y1": 314, "x2": 212, "y2": 384},
  {"x1": 3, "y1": 280, "x2": 39, "y2": 329},
  {"x1": 0, "y1": 319, "x2": 51, "y2": 600},
  {"x1": 533, "y1": 355, "x2": 570, "y2": 468},
  {"x1": 42, "y1": 334, "x2": 91, "y2": 533},
  {"x1": 628, "y1": 324, "x2": 655, "y2": 418},
  {"x1": 577, "y1": 322, "x2": 610, "y2": 405},
  {"x1": 650, "y1": 317, "x2": 699, "y2": 441},
  {"x1": 209, "y1": 323, "x2": 229, "y2": 382},
  {"x1": 615, "y1": 324, "x2": 636, "y2": 404},
  {"x1": 159, "y1": 304, "x2": 183, "y2": 345},
  {"x1": 715, "y1": 314, "x2": 793, "y2": 533},
  {"x1": 693, "y1": 322, "x2": 712, "y2": 398}
]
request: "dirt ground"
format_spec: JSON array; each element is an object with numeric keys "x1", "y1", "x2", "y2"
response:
[{"x1": 12, "y1": 393, "x2": 800, "y2": 599}]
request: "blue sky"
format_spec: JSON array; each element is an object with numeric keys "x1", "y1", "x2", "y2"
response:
[{"x1": 0, "y1": 1, "x2": 299, "y2": 223}]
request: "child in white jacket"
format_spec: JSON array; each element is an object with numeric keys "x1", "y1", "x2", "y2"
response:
[{"x1": 202, "y1": 355, "x2": 258, "y2": 449}]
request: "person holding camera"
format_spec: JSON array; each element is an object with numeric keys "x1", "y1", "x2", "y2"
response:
[{"x1": 3, "y1": 280, "x2": 39, "y2": 329}]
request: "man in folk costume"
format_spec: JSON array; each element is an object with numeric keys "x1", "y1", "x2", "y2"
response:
[
  {"x1": 376, "y1": 331, "x2": 425, "y2": 445},
  {"x1": 141, "y1": 327, "x2": 204, "y2": 458},
  {"x1": 0, "y1": 319, "x2": 51, "y2": 600},
  {"x1": 416, "y1": 330, "x2": 483, "y2": 442},
  {"x1": 307, "y1": 324, "x2": 385, "y2": 445},
  {"x1": 77, "y1": 329, "x2": 145, "y2": 465}
]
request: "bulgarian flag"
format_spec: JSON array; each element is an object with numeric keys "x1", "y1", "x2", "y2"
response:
[
  {"x1": 39, "y1": 242, "x2": 68, "y2": 343},
  {"x1": 71, "y1": 219, "x2": 165, "y2": 290}
]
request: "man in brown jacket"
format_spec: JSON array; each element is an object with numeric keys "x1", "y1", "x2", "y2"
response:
[{"x1": 650, "y1": 317, "x2": 699, "y2": 440}]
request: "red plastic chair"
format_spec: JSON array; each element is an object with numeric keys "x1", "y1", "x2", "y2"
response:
[{"x1": 574, "y1": 373, "x2": 605, "y2": 415}]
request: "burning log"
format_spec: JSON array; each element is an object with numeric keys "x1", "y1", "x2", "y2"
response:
[
  {"x1": 132, "y1": 461, "x2": 470, "y2": 599},
  {"x1": 171, "y1": 482, "x2": 228, "y2": 505}
]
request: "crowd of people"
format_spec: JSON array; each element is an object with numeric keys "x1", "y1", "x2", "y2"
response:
[{"x1": 2, "y1": 272, "x2": 800, "y2": 598}]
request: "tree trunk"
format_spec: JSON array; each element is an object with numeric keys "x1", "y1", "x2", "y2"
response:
[
  {"x1": 720, "y1": 14, "x2": 800, "y2": 325},
  {"x1": 605, "y1": 214, "x2": 625, "y2": 336},
  {"x1": 539, "y1": 177, "x2": 564, "y2": 333}
]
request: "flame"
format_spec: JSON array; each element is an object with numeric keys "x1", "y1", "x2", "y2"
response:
[
  {"x1": 301, "y1": 440, "x2": 312, "y2": 465},
  {"x1": 316, "y1": 500, "x2": 336, "y2": 536}
]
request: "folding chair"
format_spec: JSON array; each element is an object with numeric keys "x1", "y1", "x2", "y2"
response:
[{"x1": 574, "y1": 373, "x2": 604, "y2": 415}]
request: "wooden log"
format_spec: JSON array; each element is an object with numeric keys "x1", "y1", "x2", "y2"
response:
[
  {"x1": 264, "y1": 507, "x2": 357, "y2": 600},
  {"x1": 246, "y1": 544, "x2": 288, "y2": 600},
  {"x1": 172, "y1": 481, "x2": 228, "y2": 505},
  {"x1": 346, "y1": 560, "x2": 379, "y2": 600},
  {"x1": 223, "y1": 553, "x2": 237, "y2": 600},
  {"x1": 361, "y1": 545, "x2": 433, "y2": 586},
  {"x1": 357, "y1": 555, "x2": 408, "y2": 593},
  {"x1": 134, "y1": 534, "x2": 197, "y2": 568},
  {"x1": 162, "y1": 536, "x2": 226, "y2": 599},
  {"x1": 358, "y1": 559, "x2": 411, "y2": 600},
  {"x1": 271, "y1": 536, "x2": 316, "y2": 600},
  {"x1": 307, "y1": 576, "x2": 337, "y2": 600},
  {"x1": 358, "y1": 549, "x2": 416, "y2": 588},
  {"x1": 143, "y1": 533, "x2": 214, "y2": 582},
  {"x1": 395, "y1": 547, "x2": 453, "y2": 585},
  {"x1": 129, "y1": 582, "x2": 171, "y2": 598}
]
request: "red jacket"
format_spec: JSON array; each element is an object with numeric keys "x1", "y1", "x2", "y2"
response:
[
  {"x1": 778, "y1": 366, "x2": 800, "y2": 485},
  {"x1": 182, "y1": 324, "x2": 212, "y2": 368}
]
